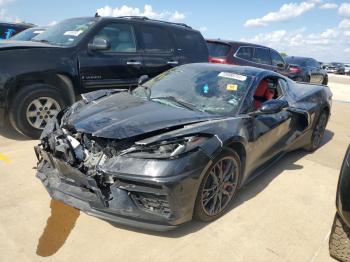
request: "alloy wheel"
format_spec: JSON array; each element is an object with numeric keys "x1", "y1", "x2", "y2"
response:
[
  {"x1": 201, "y1": 156, "x2": 239, "y2": 216},
  {"x1": 26, "y1": 97, "x2": 61, "y2": 130}
]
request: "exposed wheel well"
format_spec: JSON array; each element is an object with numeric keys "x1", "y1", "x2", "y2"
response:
[{"x1": 6, "y1": 73, "x2": 76, "y2": 109}]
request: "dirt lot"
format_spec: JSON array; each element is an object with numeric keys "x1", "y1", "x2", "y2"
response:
[{"x1": 0, "y1": 75, "x2": 349, "y2": 262}]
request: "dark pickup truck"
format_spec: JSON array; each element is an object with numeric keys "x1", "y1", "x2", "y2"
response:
[{"x1": 0, "y1": 16, "x2": 209, "y2": 138}]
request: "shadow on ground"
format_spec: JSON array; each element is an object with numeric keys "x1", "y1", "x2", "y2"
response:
[{"x1": 0, "y1": 118, "x2": 28, "y2": 140}]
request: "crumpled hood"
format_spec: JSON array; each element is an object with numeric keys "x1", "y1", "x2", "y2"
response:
[
  {"x1": 66, "y1": 92, "x2": 216, "y2": 139},
  {"x1": 0, "y1": 40, "x2": 56, "y2": 50}
]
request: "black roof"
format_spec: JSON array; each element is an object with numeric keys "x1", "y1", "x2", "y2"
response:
[{"x1": 90, "y1": 15, "x2": 195, "y2": 30}]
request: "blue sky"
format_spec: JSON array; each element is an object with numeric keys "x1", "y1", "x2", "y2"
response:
[{"x1": 1, "y1": 0, "x2": 350, "y2": 62}]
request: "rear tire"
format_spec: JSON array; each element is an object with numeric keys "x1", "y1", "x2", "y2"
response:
[
  {"x1": 329, "y1": 213, "x2": 350, "y2": 262},
  {"x1": 193, "y1": 149, "x2": 241, "y2": 222},
  {"x1": 9, "y1": 84, "x2": 70, "y2": 139},
  {"x1": 304, "y1": 110, "x2": 328, "y2": 152}
]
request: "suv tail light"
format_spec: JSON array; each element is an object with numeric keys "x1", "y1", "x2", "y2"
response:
[
  {"x1": 208, "y1": 56, "x2": 232, "y2": 64},
  {"x1": 290, "y1": 66, "x2": 301, "y2": 73}
]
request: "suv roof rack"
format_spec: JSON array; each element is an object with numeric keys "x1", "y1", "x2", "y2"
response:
[{"x1": 117, "y1": 16, "x2": 192, "y2": 29}]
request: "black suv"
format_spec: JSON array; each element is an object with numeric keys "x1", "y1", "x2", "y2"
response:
[
  {"x1": 207, "y1": 40, "x2": 289, "y2": 76},
  {"x1": 0, "y1": 22, "x2": 33, "y2": 39},
  {"x1": 0, "y1": 16, "x2": 209, "y2": 138}
]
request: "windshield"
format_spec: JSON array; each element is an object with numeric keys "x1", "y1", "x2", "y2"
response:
[
  {"x1": 207, "y1": 42, "x2": 231, "y2": 58},
  {"x1": 11, "y1": 28, "x2": 45, "y2": 41},
  {"x1": 33, "y1": 18, "x2": 96, "y2": 46},
  {"x1": 134, "y1": 64, "x2": 253, "y2": 115}
]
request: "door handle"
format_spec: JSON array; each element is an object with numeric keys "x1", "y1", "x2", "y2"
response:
[
  {"x1": 167, "y1": 61, "x2": 179, "y2": 65},
  {"x1": 127, "y1": 61, "x2": 142, "y2": 65}
]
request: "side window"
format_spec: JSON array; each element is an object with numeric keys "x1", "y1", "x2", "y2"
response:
[
  {"x1": 140, "y1": 25, "x2": 174, "y2": 53},
  {"x1": 310, "y1": 59, "x2": 320, "y2": 68},
  {"x1": 277, "y1": 78, "x2": 287, "y2": 97},
  {"x1": 95, "y1": 23, "x2": 136, "y2": 53},
  {"x1": 252, "y1": 48, "x2": 271, "y2": 65},
  {"x1": 175, "y1": 30, "x2": 208, "y2": 60},
  {"x1": 236, "y1": 46, "x2": 254, "y2": 61},
  {"x1": 271, "y1": 49, "x2": 285, "y2": 67}
]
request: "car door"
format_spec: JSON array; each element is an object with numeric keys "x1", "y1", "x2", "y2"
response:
[
  {"x1": 251, "y1": 47, "x2": 273, "y2": 70},
  {"x1": 135, "y1": 24, "x2": 178, "y2": 78},
  {"x1": 270, "y1": 49, "x2": 288, "y2": 76},
  {"x1": 245, "y1": 77, "x2": 293, "y2": 173},
  {"x1": 78, "y1": 22, "x2": 145, "y2": 91}
]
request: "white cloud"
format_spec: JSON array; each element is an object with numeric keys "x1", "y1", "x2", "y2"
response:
[
  {"x1": 240, "y1": 26, "x2": 350, "y2": 61},
  {"x1": 0, "y1": 0, "x2": 13, "y2": 7},
  {"x1": 48, "y1": 20, "x2": 57, "y2": 26},
  {"x1": 339, "y1": 3, "x2": 350, "y2": 17},
  {"x1": 96, "y1": 4, "x2": 185, "y2": 22},
  {"x1": 199, "y1": 26, "x2": 207, "y2": 33},
  {"x1": 339, "y1": 19, "x2": 350, "y2": 28},
  {"x1": 244, "y1": 1, "x2": 316, "y2": 27},
  {"x1": 320, "y1": 3, "x2": 338, "y2": 9}
]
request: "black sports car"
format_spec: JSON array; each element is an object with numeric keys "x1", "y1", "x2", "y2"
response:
[{"x1": 35, "y1": 63, "x2": 332, "y2": 231}]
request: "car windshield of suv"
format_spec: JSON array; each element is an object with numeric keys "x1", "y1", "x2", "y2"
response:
[
  {"x1": 33, "y1": 18, "x2": 96, "y2": 46},
  {"x1": 134, "y1": 65, "x2": 253, "y2": 115},
  {"x1": 207, "y1": 42, "x2": 231, "y2": 58}
]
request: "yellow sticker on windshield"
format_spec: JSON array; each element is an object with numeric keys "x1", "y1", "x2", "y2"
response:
[{"x1": 226, "y1": 84, "x2": 238, "y2": 91}]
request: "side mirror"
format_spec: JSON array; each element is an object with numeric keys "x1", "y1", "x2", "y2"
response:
[
  {"x1": 88, "y1": 37, "x2": 110, "y2": 51},
  {"x1": 277, "y1": 63, "x2": 286, "y2": 69},
  {"x1": 138, "y1": 75, "x2": 149, "y2": 86},
  {"x1": 260, "y1": 100, "x2": 289, "y2": 114}
]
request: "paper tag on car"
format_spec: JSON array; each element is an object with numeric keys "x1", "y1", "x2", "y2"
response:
[
  {"x1": 226, "y1": 84, "x2": 238, "y2": 91},
  {"x1": 64, "y1": 30, "x2": 83, "y2": 36},
  {"x1": 218, "y1": 72, "x2": 247, "y2": 81},
  {"x1": 33, "y1": 30, "x2": 45, "y2": 34}
]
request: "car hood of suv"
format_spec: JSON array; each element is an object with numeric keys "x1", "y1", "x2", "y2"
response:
[
  {"x1": 0, "y1": 40, "x2": 56, "y2": 50},
  {"x1": 64, "y1": 92, "x2": 216, "y2": 139}
]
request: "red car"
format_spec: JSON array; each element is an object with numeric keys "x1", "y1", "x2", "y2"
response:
[{"x1": 207, "y1": 39, "x2": 289, "y2": 76}]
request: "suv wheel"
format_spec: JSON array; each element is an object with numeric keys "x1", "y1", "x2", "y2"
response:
[{"x1": 9, "y1": 84, "x2": 70, "y2": 139}]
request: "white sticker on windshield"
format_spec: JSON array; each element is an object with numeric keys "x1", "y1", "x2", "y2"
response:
[
  {"x1": 33, "y1": 30, "x2": 45, "y2": 34},
  {"x1": 64, "y1": 30, "x2": 83, "y2": 37},
  {"x1": 218, "y1": 72, "x2": 247, "y2": 81}
]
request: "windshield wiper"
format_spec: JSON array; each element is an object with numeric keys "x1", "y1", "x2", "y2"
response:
[{"x1": 151, "y1": 96, "x2": 201, "y2": 111}]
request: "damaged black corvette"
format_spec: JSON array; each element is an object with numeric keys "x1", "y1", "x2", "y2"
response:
[{"x1": 35, "y1": 63, "x2": 332, "y2": 231}]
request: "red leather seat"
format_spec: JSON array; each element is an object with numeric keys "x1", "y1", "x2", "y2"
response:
[{"x1": 253, "y1": 80, "x2": 275, "y2": 110}]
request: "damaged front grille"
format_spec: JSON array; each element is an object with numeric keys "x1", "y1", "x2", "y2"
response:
[{"x1": 131, "y1": 193, "x2": 171, "y2": 216}]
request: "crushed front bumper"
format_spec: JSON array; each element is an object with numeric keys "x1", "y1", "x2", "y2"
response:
[{"x1": 36, "y1": 149, "x2": 210, "y2": 231}]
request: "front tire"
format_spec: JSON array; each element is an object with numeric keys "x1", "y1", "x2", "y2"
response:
[
  {"x1": 9, "y1": 84, "x2": 70, "y2": 139},
  {"x1": 193, "y1": 149, "x2": 241, "y2": 222},
  {"x1": 304, "y1": 110, "x2": 328, "y2": 152},
  {"x1": 329, "y1": 213, "x2": 350, "y2": 262}
]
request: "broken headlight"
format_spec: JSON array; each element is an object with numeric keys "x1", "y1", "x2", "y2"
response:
[{"x1": 124, "y1": 136, "x2": 209, "y2": 159}]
